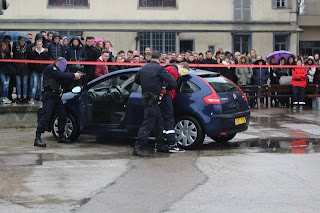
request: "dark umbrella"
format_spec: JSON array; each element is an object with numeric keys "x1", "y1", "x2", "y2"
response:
[
  {"x1": 266, "y1": 50, "x2": 294, "y2": 63},
  {"x1": 0, "y1": 31, "x2": 30, "y2": 43}
]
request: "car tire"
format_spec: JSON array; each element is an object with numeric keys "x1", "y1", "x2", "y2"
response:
[
  {"x1": 175, "y1": 116, "x2": 205, "y2": 150},
  {"x1": 51, "y1": 114, "x2": 80, "y2": 141},
  {"x1": 211, "y1": 134, "x2": 236, "y2": 143}
]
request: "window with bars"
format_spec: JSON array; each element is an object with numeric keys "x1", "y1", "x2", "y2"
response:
[
  {"x1": 139, "y1": 0, "x2": 176, "y2": 8},
  {"x1": 300, "y1": 41, "x2": 320, "y2": 57},
  {"x1": 233, "y1": 0, "x2": 251, "y2": 21},
  {"x1": 274, "y1": 35, "x2": 289, "y2": 51},
  {"x1": 233, "y1": 34, "x2": 251, "y2": 55},
  {"x1": 57, "y1": 31, "x2": 83, "y2": 38},
  {"x1": 139, "y1": 32, "x2": 176, "y2": 54},
  {"x1": 49, "y1": 0, "x2": 88, "y2": 6},
  {"x1": 272, "y1": 0, "x2": 292, "y2": 9}
]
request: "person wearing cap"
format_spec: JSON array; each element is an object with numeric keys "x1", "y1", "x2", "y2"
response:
[
  {"x1": 48, "y1": 32, "x2": 65, "y2": 60},
  {"x1": 133, "y1": 51, "x2": 177, "y2": 157},
  {"x1": 34, "y1": 57, "x2": 82, "y2": 147}
]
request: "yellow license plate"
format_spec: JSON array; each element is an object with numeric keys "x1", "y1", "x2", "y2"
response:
[{"x1": 235, "y1": 117, "x2": 246, "y2": 125}]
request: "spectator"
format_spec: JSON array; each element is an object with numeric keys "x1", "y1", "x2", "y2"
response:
[
  {"x1": 0, "y1": 41, "x2": 14, "y2": 104},
  {"x1": 291, "y1": 59, "x2": 307, "y2": 111},
  {"x1": 133, "y1": 55, "x2": 140, "y2": 63},
  {"x1": 117, "y1": 50, "x2": 126, "y2": 60},
  {"x1": 95, "y1": 41, "x2": 104, "y2": 54},
  {"x1": 12, "y1": 36, "x2": 29, "y2": 104},
  {"x1": 214, "y1": 51, "x2": 221, "y2": 63},
  {"x1": 28, "y1": 40, "x2": 49, "y2": 104},
  {"x1": 305, "y1": 56, "x2": 316, "y2": 84},
  {"x1": 249, "y1": 49, "x2": 257, "y2": 64},
  {"x1": 40, "y1": 31, "x2": 49, "y2": 48},
  {"x1": 133, "y1": 50, "x2": 139, "y2": 56},
  {"x1": 287, "y1": 56, "x2": 296, "y2": 73},
  {"x1": 145, "y1": 52, "x2": 152, "y2": 63},
  {"x1": 176, "y1": 54, "x2": 183, "y2": 63},
  {"x1": 126, "y1": 50, "x2": 134, "y2": 62},
  {"x1": 48, "y1": 32, "x2": 64, "y2": 60},
  {"x1": 110, "y1": 56, "x2": 125, "y2": 72},
  {"x1": 220, "y1": 58, "x2": 236, "y2": 83},
  {"x1": 47, "y1": 31, "x2": 54, "y2": 44},
  {"x1": 198, "y1": 53, "x2": 204, "y2": 63},
  {"x1": 269, "y1": 56, "x2": 280, "y2": 107},
  {"x1": 66, "y1": 36, "x2": 87, "y2": 70},
  {"x1": 184, "y1": 51, "x2": 191, "y2": 62},
  {"x1": 235, "y1": 55, "x2": 252, "y2": 86},
  {"x1": 62, "y1": 36, "x2": 69, "y2": 56},
  {"x1": 203, "y1": 50, "x2": 217, "y2": 72},
  {"x1": 252, "y1": 59, "x2": 269, "y2": 107},
  {"x1": 77, "y1": 35, "x2": 85, "y2": 45},
  {"x1": 83, "y1": 36, "x2": 100, "y2": 82},
  {"x1": 104, "y1": 41, "x2": 114, "y2": 62},
  {"x1": 144, "y1": 47, "x2": 151, "y2": 56},
  {"x1": 170, "y1": 52, "x2": 177, "y2": 63},
  {"x1": 234, "y1": 51, "x2": 241, "y2": 64},
  {"x1": 277, "y1": 57, "x2": 291, "y2": 107},
  {"x1": 27, "y1": 33, "x2": 33, "y2": 45},
  {"x1": 95, "y1": 50, "x2": 109, "y2": 78},
  {"x1": 314, "y1": 53, "x2": 319, "y2": 65},
  {"x1": 188, "y1": 54, "x2": 197, "y2": 64},
  {"x1": 139, "y1": 54, "x2": 145, "y2": 63}
]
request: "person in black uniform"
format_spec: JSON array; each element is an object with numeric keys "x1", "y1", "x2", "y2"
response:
[
  {"x1": 34, "y1": 57, "x2": 82, "y2": 147},
  {"x1": 134, "y1": 51, "x2": 177, "y2": 157}
]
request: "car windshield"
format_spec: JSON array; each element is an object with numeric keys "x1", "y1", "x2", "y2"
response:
[{"x1": 203, "y1": 77, "x2": 238, "y2": 93}]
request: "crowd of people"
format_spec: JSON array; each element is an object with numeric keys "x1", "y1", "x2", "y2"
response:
[{"x1": 0, "y1": 31, "x2": 320, "y2": 107}]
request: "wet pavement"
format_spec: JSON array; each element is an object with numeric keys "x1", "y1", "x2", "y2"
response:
[{"x1": 0, "y1": 108, "x2": 320, "y2": 212}]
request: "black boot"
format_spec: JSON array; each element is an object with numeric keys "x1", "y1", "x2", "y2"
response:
[
  {"x1": 133, "y1": 142, "x2": 149, "y2": 157},
  {"x1": 34, "y1": 135, "x2": 46, "y2": 147},
  {"x1": 58, "y1": 134, "x2": 72, "y2": 144},
  {"x1": 155, "y1": 142, "x2": 169, "y2": 153}
]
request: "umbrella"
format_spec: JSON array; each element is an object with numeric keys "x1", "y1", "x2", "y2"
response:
[
  {"x1": 0, "y1": 31, "x2": 29, "y2": 43},
  {"x1": 266, "y1": 50, "x2": 294, "y2": 63},
  {"x1": 93, "y1": 37, "x2": 104, "y2": 46}
]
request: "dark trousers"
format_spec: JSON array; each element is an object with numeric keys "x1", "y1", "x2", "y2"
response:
[
  {"x1": 292, "y1": 86, "x2": 305, "y2": 105},
  {"x1": 36, "y1": 97, "x2": 66, "y2": 136},
  {"x1": 160, "y1": 93, "x2": 176, "y2": 145},
  {"x1": 136, "y1": 103, "x2": 164, "y2": 146}
]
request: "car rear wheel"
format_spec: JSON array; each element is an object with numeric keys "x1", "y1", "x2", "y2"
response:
[
  {"x1": 211, "y1": 134, "x2": 236, "y2": 143},
  {"x1": 175, "y1": 116, "x2": 205, "y2": 150},
  {"x1": 51, "y1": 114, "x2": 80, "y2": 141}
]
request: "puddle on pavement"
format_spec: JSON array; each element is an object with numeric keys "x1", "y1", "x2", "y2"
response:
[{"x1": 202, "y1": 138, "x2": 320, "y2": 155}]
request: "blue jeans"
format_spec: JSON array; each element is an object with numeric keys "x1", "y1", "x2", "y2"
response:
[
  {"x1": 30, "y1": 72, "x2": 43, "y2": 100},
  {"x1": 16, "y1": 74, "x2": 28, "y2": 98},
  {"x1": 0, "y1": 73, "x2": 10, "y2": 98}
]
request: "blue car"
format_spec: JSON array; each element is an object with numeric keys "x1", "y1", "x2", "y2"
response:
[{"x1": 48, "y1": 68, "x2": 250, "y2": 149}]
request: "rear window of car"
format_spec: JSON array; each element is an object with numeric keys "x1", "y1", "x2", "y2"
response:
[{"x1": 203, "y1": 77, "x2": 238, "y2": 93}]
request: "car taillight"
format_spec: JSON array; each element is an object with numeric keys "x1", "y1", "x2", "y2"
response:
[
  {"x1": 200, "y1": 77, "x2": 221, "y2": 105},
  {"x1": 203, "y1": 93, "x2": 221, "y2": 105}
]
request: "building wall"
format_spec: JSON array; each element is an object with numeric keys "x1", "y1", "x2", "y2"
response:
[
  {"x1": 299, "y1": 27, "x2": 320, "y2": 41},
  {"x1": 1, "y1": 0, "x2": 295, "y2": 22}
]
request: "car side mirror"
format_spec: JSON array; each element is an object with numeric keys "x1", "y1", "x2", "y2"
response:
[{"x1": 72, "y1": 86, "x2": 81, "y2": 94}]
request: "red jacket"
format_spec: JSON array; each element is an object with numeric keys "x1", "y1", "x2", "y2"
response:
[
  {"x1": 291, "y1": 67, "x2": 307, "y2": 88},
  {"x1": 165, "y1": 65, "x2": 179, "y2": 99},
  {"x1": 95, "y1": 57, "x2": 108, "y2": 78}
]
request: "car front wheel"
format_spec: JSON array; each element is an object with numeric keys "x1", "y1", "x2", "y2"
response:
[
  {"x1": 175, "y1": 116, "x2": 205, "y2": 150},
  {"x1": 51, "y1": 114, "x2": 80, "y2": 141}
]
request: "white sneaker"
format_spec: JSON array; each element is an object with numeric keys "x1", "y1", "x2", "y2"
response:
[
  {"x1": 1, "y1": 97, "x2": 12, "y2": 104},
  {"x1": 168, "y1": 144, "x2": 185, "y2": 153},
  {"x1": 29, "y1": 99, "x2": 35, "y2": 105}
]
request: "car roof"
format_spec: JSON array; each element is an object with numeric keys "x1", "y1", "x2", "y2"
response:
[{"x1": 87, "y1": 67, "x2": 220, "y2": 86}]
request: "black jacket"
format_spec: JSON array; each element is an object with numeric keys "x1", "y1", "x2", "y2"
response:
[
  {"x1": 84, "y1": 45, "x2": 100, "y2": 61},
  {"x1": 203, "y1": 58, "x2": 218, "y2": 72},
  {"x1": 28, "y1": 47, "x2": 50, "y2": 73},
  {"x1": 43, "y1": 64, "x2": 75, "y2": 91},
  {"x1": 135, "y1": 61, "x2": 177, "y2": 95},
  {"x1": 48, "y1": 42, "x2": 65, "y2": 60},
  {"x1": 12, "y1": 43, "x2": 29, "y2": 75}
]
